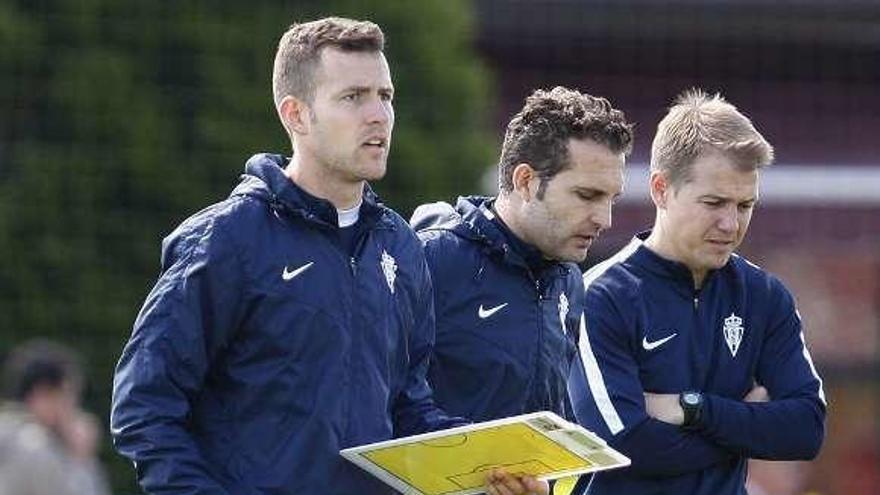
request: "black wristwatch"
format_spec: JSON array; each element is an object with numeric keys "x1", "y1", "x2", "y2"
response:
[{"x1": 679, "y1": 391, "x2": 704, "y2": 430}]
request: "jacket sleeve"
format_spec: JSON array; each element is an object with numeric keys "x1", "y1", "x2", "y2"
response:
[
  {"x1": 695, "y1": 285, "x2": 826, "y2": 460},
  {"x1": 110, "y1": 214, "x2": 244, "y2": 495},
  {"x1": 391, "y1": 241, "x2": 468, "y2": 436},
  {"x1": 570, "y1": 286, "x2": 732, "y2": 477}
]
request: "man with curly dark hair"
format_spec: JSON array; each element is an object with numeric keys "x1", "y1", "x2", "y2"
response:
[{"x1": 411, "y1": 86, "x2": 634, "y2": 495}]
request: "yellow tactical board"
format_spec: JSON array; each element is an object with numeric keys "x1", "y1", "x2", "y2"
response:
[{"x1": 340, "y1": 411, "x2": 630, "y2": 495}]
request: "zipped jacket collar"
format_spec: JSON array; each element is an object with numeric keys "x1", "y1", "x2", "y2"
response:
[
  {"x1": 413, "y1": 195, "x2": 567, "y2": 276},
  {"x1": 231, "y1": 153, "x2": 392, "y2": 231}
]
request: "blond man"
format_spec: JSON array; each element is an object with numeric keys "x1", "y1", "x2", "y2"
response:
[{"x1": 571, "y1": 90, "x2": 826, "y2": 495}]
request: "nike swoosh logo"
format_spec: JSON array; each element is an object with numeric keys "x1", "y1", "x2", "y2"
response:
[
  {"x1": 642, "y1": 333, "x2": 678, "y2": 351},
  {"x1": 478, "y1": 303, "x2": 508, "y2": 319},
  {"x1": 282, "y1": 262, "x2": 314, "y2": 281}
]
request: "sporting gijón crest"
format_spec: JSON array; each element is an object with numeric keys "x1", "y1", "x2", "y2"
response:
[
  {"x1": 723, "y1": 312, "x2": 744, "y2": 358},
  {"x1": 380, "y1": 249, "x2": 397, "y2": 294},
  {"x1": 558, "y1": 292, "x2": 569, "y2": 333}
]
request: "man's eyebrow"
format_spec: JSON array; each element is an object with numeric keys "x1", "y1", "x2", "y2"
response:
[
  {"x1": 335, "y1": 84, "x2": 394, "y2": 95},
  {"x1": 698, "y1": 194, "x2": 756, "y2": 203},
  {"x1": 337, "y1": 85, "x2": 369, "y2": 94},
  {"x1": 574, "y1": 185, "x2": 621, "y2": 197}
]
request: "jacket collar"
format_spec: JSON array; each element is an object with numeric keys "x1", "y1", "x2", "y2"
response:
[
  {"x1": 231, "y1": 153, "x2": 391, "y2": 231},
  {"x1": 629, "y1": 230, "x2": 730, "y2": 292},
  {"x1": 455, "y1": 196, "x2": 563, "y2": 275}
]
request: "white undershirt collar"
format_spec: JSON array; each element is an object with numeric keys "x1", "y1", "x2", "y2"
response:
[{"x1": 336, "y1": 199, "x2": 362, "y2": 228}]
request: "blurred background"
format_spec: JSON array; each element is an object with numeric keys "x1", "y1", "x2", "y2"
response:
[{"x1": 0, "y1": 0, "x2": 877, "y2": 493}]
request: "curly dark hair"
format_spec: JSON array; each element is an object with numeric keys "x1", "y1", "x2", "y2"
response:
[{"x1": 498, "y1": 86, "x2": 634, "y2": 197}]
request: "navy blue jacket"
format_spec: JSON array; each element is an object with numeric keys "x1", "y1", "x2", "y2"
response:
[
  {"x1": 411, "y1": 197, "x2": 584, "y2": 422},
  {"x1": 570, "y1": 233, "x2": 826, "y2": 495},
  {"x1": 110, "y1": 154, "x2": 462, "y2": 495}
]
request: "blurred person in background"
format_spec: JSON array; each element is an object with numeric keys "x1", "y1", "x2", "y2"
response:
[
  {"x1": 0, "y1": 339, "x2": 110, "y2": 495},
  {"x1": 411, "y1": 86, "x2": 634, "y2": 495},
  {"x1": 110, "y1": 16, "x2": 471, "y2": 495},
  {"x1": 570, "y1": 89, "x2": 826, "y2": 495}
]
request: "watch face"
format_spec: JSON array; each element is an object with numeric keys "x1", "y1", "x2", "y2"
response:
[{"x1": 683, "y1": 392, "x2": 700, "y2": 406}]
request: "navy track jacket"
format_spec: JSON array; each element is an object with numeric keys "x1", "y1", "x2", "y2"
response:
[
  {"x1": 110, "y1": 154, "x2": 463, "y2": 495},
  {"x1": 410, "y1": 197, "x2": 584, "y2": 422},
  {"x1": 570, "y1": 233, "x2": 826, "y2": 495}
]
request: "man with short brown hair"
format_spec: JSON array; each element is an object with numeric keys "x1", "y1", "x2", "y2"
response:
[{"x1": 111, "y1": 17, "x2": 463, "y2": 494}]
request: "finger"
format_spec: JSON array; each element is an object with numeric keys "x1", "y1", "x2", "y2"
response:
[
  {"x1": 487, "y1": 471, "x2": 523, "y2": 495},
  {"x1": 498, "y1": 473, "x2": 527, "y2": 494},
  {"x1": 488, "y1": 480, "x2": 513, "y2": 495},
  {"x1": 522, "y1": 477, "x2": 550, "y2": 495},
  {"x1": 744, "y1": 385, "x2": 769, "y2": 402},
  {"x1": 485, "y1": 469, "x2": 500, "y2": 484},
  {"x1": 485, "y1": 469, "x2": 510, "y2": 495}
]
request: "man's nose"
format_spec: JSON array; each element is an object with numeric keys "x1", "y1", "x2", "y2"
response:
[
  {"x1": 593, "y1": 200, "x2": 613, "y2": 230},
  {"x1": 365, "y1": 97, "x2": 392, "y2": 125},
  {"x1": 717, "y1": 205, "x2": 739, "y2": 232}
]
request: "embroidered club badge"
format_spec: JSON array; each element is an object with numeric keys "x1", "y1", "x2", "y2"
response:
[
  {"x1": 558, "y1": 292, "x2": 569, "y2": 333},
  {"x1": 723, "y1": 312, "x2": 744, "y2": 358},
  {"x1": 380, "y1": 250, "x2": 397, "y2": 294}
]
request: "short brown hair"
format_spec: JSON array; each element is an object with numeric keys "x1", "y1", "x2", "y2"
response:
[
  {"x1": 272, "y1": 17, "x2": 384, "y2": 105},
  {"x1": 498, "y1": 86, "x2": 634, "y2": 196},
  {"x1": 651, "y1": 89, "x2": 774, "y2": 187}
]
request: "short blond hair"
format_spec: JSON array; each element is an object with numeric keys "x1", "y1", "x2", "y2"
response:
[{"x1": 650, "y1": 89, "x2": 774, "y2": 186}]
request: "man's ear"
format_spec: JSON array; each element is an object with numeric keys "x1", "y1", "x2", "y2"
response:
[
  {"x1": 649, "y1": 170, "x2": 670, "y2": 209},
  {"x1": 511, "y1": 163, "x2": 539, "y2": 202},
  {"x1": 277, "y1": 95, "x2": 311, "y2": 137}
]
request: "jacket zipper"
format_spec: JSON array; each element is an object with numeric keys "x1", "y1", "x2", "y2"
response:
[
  {"x1": 341, "y1": 230, "x2": 369, "y2": 442},
  {"x1": 692, "y1": 288, "x2": 713, "y2": 389}
]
